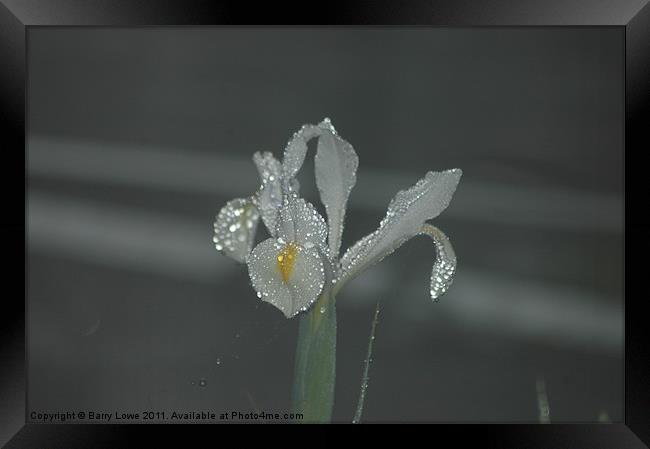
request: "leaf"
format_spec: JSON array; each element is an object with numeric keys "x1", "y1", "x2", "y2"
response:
[
  {"x1": 352, "y1": 302, "x2": 380, "y2": 424},
  {"x1": 536, "y1": 376, "x2": 551, "y2": 424}
]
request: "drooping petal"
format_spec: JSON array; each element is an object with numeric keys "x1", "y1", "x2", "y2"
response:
[
  {"x1": 419, "y1": 224, "x2": 457, "y2": 301},
  {"x1": 276, "y1": 197, "x2": 328, "y2": 254},
  {"x1": 213, "y1": 197, "x2": 260, "y2": 263},
  {"x1": 253, "y1": 151, "x2": 283, "y2": 236},
  {"x1": 338, "y1": 169, "x2": 462, "y2": 285},
  {"x1": 247, "y1": 238, "x2": 325, "y2": 318},
  {"x1": 315, "y1": 124, "x2": 359, "y2": 258}
]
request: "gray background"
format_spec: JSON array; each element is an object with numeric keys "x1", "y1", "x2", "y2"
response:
[{"x1": 27, "y1": 28, "x2": 623, "y2": 422}]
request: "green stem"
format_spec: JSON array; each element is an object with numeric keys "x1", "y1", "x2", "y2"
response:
[{"x1": 291, "y1": 290, "x2": 337, "y2": 423}]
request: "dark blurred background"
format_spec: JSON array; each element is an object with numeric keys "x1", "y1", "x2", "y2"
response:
[{"x1": 27, "y1": 28, "x2": 623, "y2": 422}]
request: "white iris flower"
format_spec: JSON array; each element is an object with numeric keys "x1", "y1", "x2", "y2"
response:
[{"x1": 213, "y1": 119, "x2": 462, "y2": 318}]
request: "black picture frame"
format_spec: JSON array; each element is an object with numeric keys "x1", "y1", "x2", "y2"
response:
[{"x1": 2, "y1": 1, "x2": 647, "y2": 446}]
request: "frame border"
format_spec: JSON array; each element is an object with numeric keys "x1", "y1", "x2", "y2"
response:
[{"x1": 2, "y1": 1, "x2": 647, "y2": 446}]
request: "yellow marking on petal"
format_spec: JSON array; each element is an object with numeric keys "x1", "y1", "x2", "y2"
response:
[{"x1": 277, "y1": 243, "x2": 299, "y2": 284}]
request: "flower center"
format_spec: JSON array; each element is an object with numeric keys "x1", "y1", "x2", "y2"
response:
[{"x1": 277, "y1": 242, "x2": 299, "y2": 284}]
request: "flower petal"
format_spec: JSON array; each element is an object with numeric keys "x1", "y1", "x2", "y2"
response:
[
  {"x1": 339, "y1": 169, "x2": 462, "y2": 285},
  {"x1": 247, "y1": 238, "x2": 325, "y2": 318},
  {"x1": 314, "y1": 124, "x2": 359, "y2": 257},
  {"x1": 277, "y1": 197, "x2": 328, "y2": 253},
  {"x1": 282, "y1": 124, "x2": 321, "y2": 179},
  {"x1": 213, "y1": 197, "x2": 260, "y2": 263},
  {"x1": 420, "y1": 224, "x2": 457, "y2": 301},
  {"x1": 253, "y1": 151, "x2": 283, "y2": 236}
]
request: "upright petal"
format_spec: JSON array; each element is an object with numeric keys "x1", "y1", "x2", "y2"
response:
[
  {"x1": 282, "y1": 123, "x2": 321, "y2": 179},
  {"x1": 315, "y1": 125, "x2": 359, "y2": 258},
  {"x1": 253, "y1": 151, "x2": 283, "y2": 236},
  {"x1": 247, "y1": 238, "x2": 325, "y2": 318},
  {"x1": 420, "y1": 224, "x2": 457, "y2": 301},
  {"x1": 276, "y1": 197, "x2": 328, "y2": 253},
  {"x1": 213, "y1": 197, "x2": 260, "y2": 263},
  {"x1": 339, "y1": 169, "x2": 462, "y2": 285},
  {"x1": 280, "y1": 118, "x2": 358, "y2": 258}
]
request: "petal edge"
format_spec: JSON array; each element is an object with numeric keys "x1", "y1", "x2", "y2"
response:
[{"x1": 213, "y1": 197, "x2": 260, "y2": 263}]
